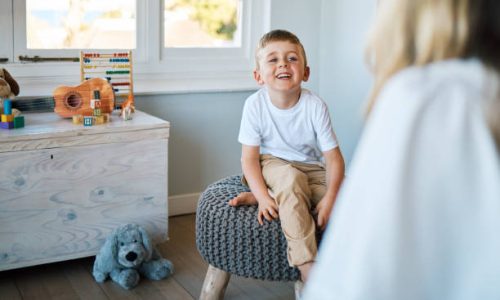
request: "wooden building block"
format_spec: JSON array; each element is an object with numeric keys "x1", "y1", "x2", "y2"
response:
[
  {"x1": 94, "y1": 115, "x2": 105, "y2": 124},
  {"x1": 3, "y1": 99, "x2": 12, "y2": 115},
  {"x1": 13, "y1": 116, "x2": 24, "y2": 128},
  {"x1": 72, "y1": 114, "x2": 83, "y2": 124},
  {"x1": 0, "y1": 122, "x2": 14, "y2": 129},
  {"x1": 1, "y1": 114, "x2": 14, "y2": 122},
  {"x1": 83, "y1": 116, "x2": 94, "y2": 126}
]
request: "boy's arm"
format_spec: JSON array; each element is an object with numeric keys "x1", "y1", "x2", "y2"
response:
[
  {"x1": 241, "y1": 145, "x2": 279, "y2": 225},
  {"x1": 315, "y1": 147, "x2": 345, "y2": 230}
]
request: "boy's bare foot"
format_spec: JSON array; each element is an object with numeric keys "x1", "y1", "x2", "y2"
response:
[
  {"x1": 228, "y1": 192, "x2": 258, "y2": 206},
  {"x1": 298, "y1": 261, "x2": 313, "y2": 283}
]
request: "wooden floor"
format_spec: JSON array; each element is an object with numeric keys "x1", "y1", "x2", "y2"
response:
[{"x1": 0, "y1": 214, "x2": 295, "y2": 300}]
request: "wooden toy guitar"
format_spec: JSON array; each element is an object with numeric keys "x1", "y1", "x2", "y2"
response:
[{"x1": 53, "y1": 78, "x2": 115, "y2": 118}]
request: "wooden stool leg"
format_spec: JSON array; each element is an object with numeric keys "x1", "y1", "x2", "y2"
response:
[
  {"x1": 199, "y1": 264, "x2": 231, "y2": 300},
  {"x1": 294, "y1": 280, "x2": 305, "y2": 300}
]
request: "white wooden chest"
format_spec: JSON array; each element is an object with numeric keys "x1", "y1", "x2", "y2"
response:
[{"x1": 0, "y1": 111, "x2": 169, "y2": 271}]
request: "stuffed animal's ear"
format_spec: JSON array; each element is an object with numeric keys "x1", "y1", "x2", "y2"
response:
[
  {"x1": 0, "y1": 68, "x2": 19, "y2": 96},
  {"x1": 138, "y1": 226, "x2": 153, "y2": 261},
  {"x1": 99, "y1": 231, "x2": 119, "y2": 268},
  {"x1": 110, "y1": 234, "x2": 119, "y2": 262}
]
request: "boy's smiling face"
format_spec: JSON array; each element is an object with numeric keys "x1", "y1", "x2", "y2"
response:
[{"x1": 254, "y1": 41, "x2": 310, "y2": 94}]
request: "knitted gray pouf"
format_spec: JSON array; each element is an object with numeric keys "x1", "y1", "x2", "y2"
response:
[{"x1": 196, "y1": 175, "x2": 300, "y2": 281}]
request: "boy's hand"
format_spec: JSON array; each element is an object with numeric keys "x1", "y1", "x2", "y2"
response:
[
  {"x1": 315, "y1": 197, "x2": 334, "y2": 230},
  {"x1": 257, "y1": 198, "x2": 279, "y2": 225}
]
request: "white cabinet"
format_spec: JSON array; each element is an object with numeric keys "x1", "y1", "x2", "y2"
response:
[{"x1": 0, "y1": 111, "x2": 169, "y2": 271}]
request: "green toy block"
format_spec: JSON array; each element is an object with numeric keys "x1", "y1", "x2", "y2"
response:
[
  {"x1": 13, "y1": 116, "x2": 25, "y2": 128},
  {"x1": 83, "y1": 116, "x2": 94, "y2": 126}
]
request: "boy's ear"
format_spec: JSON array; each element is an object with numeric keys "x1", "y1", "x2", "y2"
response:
[
  {"x1": 253, "y1": 69, "x2": 265, "y2": 85},
  {"x1": 303, "y1": 66, "x2": 310, "y2": 82}
]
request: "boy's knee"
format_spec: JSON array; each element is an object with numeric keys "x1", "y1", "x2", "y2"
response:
[
  {"x1": 280, "y1": 166, "x2": 308, "y2": 191},
  {"x1": 270, "y1": 164, "x2": 303, "y2": 181},
  {"x1": 263, "y1": 164, "x2": 311, "y2": 198}
]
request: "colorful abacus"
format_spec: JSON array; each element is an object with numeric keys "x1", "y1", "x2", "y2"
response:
[
  {"x1": 0, "y1": 99, "x2": 24, "y2": 129},
  {"x1": 80, "y1": 51, "x2": 134, "y2": 110}
]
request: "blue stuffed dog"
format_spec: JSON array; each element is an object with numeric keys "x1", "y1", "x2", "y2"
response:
[{"x1": 93, "y1": 223, "x2": 173, "y2": 289}]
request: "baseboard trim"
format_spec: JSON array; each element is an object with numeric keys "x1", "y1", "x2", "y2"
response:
[{"x1": 169, "y1": 193, "x2": 201, "y2": 216}]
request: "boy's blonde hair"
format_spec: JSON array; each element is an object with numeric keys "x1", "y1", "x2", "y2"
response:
[
  {"x1": 365, "y1": 0, "x2": 500, "y2": 147},
  {"x1": 255, "y1": 29, "x2": 308, "y2": 70}
]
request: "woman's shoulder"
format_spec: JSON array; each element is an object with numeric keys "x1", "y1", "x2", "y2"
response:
[
  {"x1": 382, "y1": 59, "x2": 488, "y2": 103},
  {"x1": 374, "y1": 59, "x2": 494, "y2": 118}
]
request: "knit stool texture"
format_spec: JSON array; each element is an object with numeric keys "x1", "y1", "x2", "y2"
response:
[{"x1": 196, "y1": 175, "x2": 300, "y2": 281}]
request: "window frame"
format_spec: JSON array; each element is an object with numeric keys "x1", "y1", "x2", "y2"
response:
[
  {"x1": 0, "y1": 0, "x2": 13, "y2": 61},
  {"x1": 13, "y1": 0, "x2": 144, "y2": 62},
  {"x1": 0, "y1": 0, "x2": 270, "y2": 96}
]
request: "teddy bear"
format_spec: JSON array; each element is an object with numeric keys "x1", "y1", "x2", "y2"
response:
[
  {"x1": 0, "y1": 68, "x2": 20, "y2": 109},
  {"x1": 92, "y1": 223, "x2": 174, "y2": 289}
]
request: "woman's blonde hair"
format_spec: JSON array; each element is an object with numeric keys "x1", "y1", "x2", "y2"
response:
[{"x1": 365, "y1": 0, "x2": 500, "y2": 146}]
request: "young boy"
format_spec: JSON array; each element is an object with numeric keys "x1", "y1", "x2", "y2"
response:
[{"x1": 229, "y1": 29, "x2": 345, "y2": 283}]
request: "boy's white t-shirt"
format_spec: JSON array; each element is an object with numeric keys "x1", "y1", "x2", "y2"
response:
[{"x1": 238, "y1": 87, "x2": 338, "y2": 164}]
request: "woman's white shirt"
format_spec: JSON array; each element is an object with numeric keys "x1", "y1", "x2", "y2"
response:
[{"x1": 303, "y1": 59, "x2": 500, "y2": 300}]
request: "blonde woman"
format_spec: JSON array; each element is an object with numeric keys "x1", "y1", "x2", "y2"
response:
[{"x1": 304, "y1": 0, "x2": 500, "y2": 299}]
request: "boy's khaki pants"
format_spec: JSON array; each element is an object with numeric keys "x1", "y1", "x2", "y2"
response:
[{"x1": 250, "y1": 154, "x2": 327, "y2": 267}]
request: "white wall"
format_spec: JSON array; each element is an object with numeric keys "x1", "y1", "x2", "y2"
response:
[
  {"x1": 270, "y1": 0, "x2": 323, "y2": 93},
  {"x1": 318, "y1": 0, "x2": 375, "y2": 166},
  {"x1": 136, "y1": 91, "x2": 251, "y2": 196}
]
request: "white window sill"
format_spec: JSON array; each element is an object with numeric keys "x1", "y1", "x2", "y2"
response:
[{"x1": 14, "y1": 70, "x2": 258, "y2": 98}]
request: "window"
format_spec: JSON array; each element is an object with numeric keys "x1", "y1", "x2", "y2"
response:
[
  {"x1": 0, "y1": 0, "x2": 270, "y2": 96},
  {"x1": 25, "y1": 0, "x2": 136, "y2": 50},
  {"x1": 164, "y1": 0, "x2": 241, "y2": 48}
]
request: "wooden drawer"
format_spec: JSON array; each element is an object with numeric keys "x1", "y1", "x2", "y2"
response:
[{"x1": 0, "y1": 111, "x2": 169, "y2": 271}]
